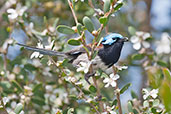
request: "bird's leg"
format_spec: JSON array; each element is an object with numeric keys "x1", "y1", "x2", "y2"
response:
[{"x1": 84, "y1": 72, "x2": 96, "y2": 84}]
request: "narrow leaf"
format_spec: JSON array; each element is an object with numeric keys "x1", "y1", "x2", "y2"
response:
[
  {"x1": 132, "y1": 54, "x2": 145, "y2": 60},
  {"x1": 14, "y1": 103, "x2": 23, "y2": 114},
  {"x1": 120, "y1": 83, "x2": 131, "y2": 94},
  {"x1": 114, "y1": 3, "x2": 123, "y2": 11},
  {"x1": 83, "y1": 16, "x2": 94, "y2": 33},
  {"x1": 57, "y1": 25, "x2": 75, "y2": 34},
  {"x1": 32, "y1": 83, "x2": 42, "y2": 93},
  {"x1": 12, "y1": 80, "x2": 23, "y2": 92},
  {"x1": 68, "y1": 38, "x2": 81, "y2": 46},
  {"x1": 131, "y1": 90, "x2": 138, "y2": 99},
  {"x1": 104, "y1": 0, "x2": 110, "y2": 13},
  {"x1": 89, "y1": 85, "x2": 97, "y2": 93}
]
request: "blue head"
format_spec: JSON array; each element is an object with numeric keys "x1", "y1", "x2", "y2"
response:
[{"x1": 102, "y1": 33, "x2": 128, "y2": 45}]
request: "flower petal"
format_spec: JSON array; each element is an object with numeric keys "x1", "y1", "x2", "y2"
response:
[{"x1": 133, "y1": 42, "x2": 141, "y2": 50}]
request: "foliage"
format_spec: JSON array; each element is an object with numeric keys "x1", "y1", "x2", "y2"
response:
[{"x1": 0, "y1": 0, "x2": 170, "y2": 114}]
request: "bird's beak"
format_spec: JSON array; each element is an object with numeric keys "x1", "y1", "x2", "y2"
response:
[{"x1": 123, "y1": 37, "x2": 129, "y2": 42}]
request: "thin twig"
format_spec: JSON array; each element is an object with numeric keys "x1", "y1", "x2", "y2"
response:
[
  {"x1": 74, "y1": 84, "x2": 100, "y2": 114},
  {"x1": 68, "y1": 0, "x2": 78, "y2": 24},
  {"x1": 112, "y1": 66, "x2": 122, "y2": 114},
  {"x1": 92, "y1": 77, "x2": 104, "y2": 112}
]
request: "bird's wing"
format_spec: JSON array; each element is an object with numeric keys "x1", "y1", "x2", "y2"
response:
[{"x1": 17, "y1": 43, "x2": 67, "y2": 57}]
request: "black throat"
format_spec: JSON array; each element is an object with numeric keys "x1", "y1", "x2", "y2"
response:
[{"x1": 98, "y1": 41, "x2": 124, "y2": 67}]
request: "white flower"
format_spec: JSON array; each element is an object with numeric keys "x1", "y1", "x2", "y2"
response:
[
  {"x1": 25, "y1": 22, "x2": 34, "y2": 36},
  {"x1": 24, "y1": 86, "x2": 33, "y2": 96},
  {"x1": 32, "y1": 59, "x2": 42, "y2": 67},
  {"x1": 7, "y1": 73, "x2": 16, "y2": 81},
  {"x1": 42, "y1": 67, "x2": 52, "y2": 77},
  {"x1": 6, "y1": 0, "x2": 17, "y2": 7},
  {"x1": 1, "y1": 97, "x2": 9, "y2": 106},
  {"x1": 103, "y1": 74, "x2": 120, "y2": 88},
  {"x1": 11, "y1": 101, "x2": 17, "y2": 109},
  {"x1": 115, "y1": 65, "x2": 128, "y2": 71},
  {"x1": 30, "y1": 42, "x2": 43, "y2": 59},
  {"x1": 130, "y1": 31, "x2": 151, "y2": 50},
  {"x1": 45, "y1": 40, "x2": 54, "y2": 50},
  {"x1": 45, "y1": 85, "x2": 53, "y2": 92},
  {"x1": 76, "y1": 61, "x2": 92, "y2": 73},
  {"x1": 156, "y1": 32, "x2": 171, "y2": 54},
  {"x1": 75, "y1": 0, "x2": 84, "y2": 2},
  {"x1": 7, "y1": 3, "x2": 27, "y2": 20},
  {"x1": 30, "y1": 41, "x2": 55, "y2": 59},
  {"x1": 0, "y1": 71, "x2": 5, "y2": 75},
  {"x1": 142, "y1": 88, "x2": 158, "y2": 100},
  {"x1": 65, "y1": 76, "x2": 77, "y2": 83},
  {"x1": 94, "y1": 8, "x2": 104, "y2": 16},
  {"x1": 86, "y1": 98, "x2": 93, "y2": 103},
  {"x1": 102, "y1": 104, "x2": 116, "y2": 114},
  {"x1": 52, "y1": 108, "x2": 62, "y2": 114}
]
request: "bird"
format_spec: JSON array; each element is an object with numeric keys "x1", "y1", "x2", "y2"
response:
[{"x1": 17, "y1": 33, "x2": 128, "y2": 84}]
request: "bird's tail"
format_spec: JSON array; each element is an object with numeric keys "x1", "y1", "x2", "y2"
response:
[{"x1": 17, "y1": 43, "x2": 67, "y2": 57}]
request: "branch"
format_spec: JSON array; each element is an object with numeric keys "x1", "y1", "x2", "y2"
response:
[{"x1": 112, "y1": 66, "x2": 122, "y2": 114}]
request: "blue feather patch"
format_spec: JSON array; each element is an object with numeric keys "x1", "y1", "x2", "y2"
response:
[{"x1": 102, "y1": 33, "x2": 123, "y2": 45}]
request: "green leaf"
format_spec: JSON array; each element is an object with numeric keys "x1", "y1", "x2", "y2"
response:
[
  {"x1": 151, "y1": 108, "x2": 157, "y2": 113},
  {"x1": 120, "y1": 83, "x2": 131, "y2": 94},
  {"x1": 57, "y1": 25, "x2": 75, "y2": 34},
  {"x1": 12, "y1": 80, "x2": 23, "y2": 92},
  {"x1": 131, "y1": 90, "x2": 138, "y2": 99},
  {"x1": 159, "y1": 80, "x2": 171, "y2": 112},
  {"x1": 53, "y1": 18, "x2": 59, "y2": 28},
  {"x1": 99, "y1": 16, "x2": 109, "y2": 27},
  {"x1": 147, "y1": 67, "x2": 162, "y2": 88},
  {"x1": 127, "y1": 101, "x2": 133, "y2": 112},
  {"x1": 67, "y1": 108, "x2": 74, "y2": 114},
  {"x1": 77, "y1": 23, "x2": 83, "y2": 35},
  {"x1": 2, "y1": 13, "x2": 9, "y2": 22},
  {"x1": 24, "y1": 64, "x2": 36, "y2": 71},
  {"x1": 32, "y1": 83, "x2": 42, "y2": 93},
  {"x1": 128, "y1": 26, "x2": 136, "y2": 35},
  {"x1": 111, "y1": 99, "x2": 117, "y2": 106},
  {"x1": 31, "y1": 97, "x2": 45, "y2": 106},
  {"x1": 83, "y1": 16, "x2": 94, "y2": 33},
  {"x1": 157, "y1": 60, "x2": 168, "y2": 67},
  {"x1": 104, "y1": 0, "x2": 110, "y2": 13},
  {"x1": 14, "y1": 103, "x2": 23, "y2": 114},
  {"x1": 69, "y1": 95, "x2": 77, "y2": 100},
  {"x1": 40, "y1": 57, "x2": 49, "y2": 65},
  {"x1": 89, "y1": 85, "x2": 97, "y2": 93},
  {"x1": 132, "y1": 54, "x2": 145, "y2": 60},
  {"x1": 133, "y1": 109, "x2": 139, "y2": 114},
  {"x1": 153, "y1": 99, "x2": 160, "y2": 107},
  {"x1": 0, "y1": 81, "x2": 11, "y2": 89},
  {"x1": 114, "y1": 3, "x2": 123, "y2": 11},
  {"x1": 143, "y1": 100, "x2": 149, "y2": 108},
  {"x1": 162, "y1": 68, "x2": 171, "y2": 81},
  {"x1": 68, "y1": 38, "x2": 81, "y2": 46}
]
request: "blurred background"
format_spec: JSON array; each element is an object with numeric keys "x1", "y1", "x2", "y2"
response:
[{"x1": 0, "y1": 0, "x2": 171, "y2": 114}]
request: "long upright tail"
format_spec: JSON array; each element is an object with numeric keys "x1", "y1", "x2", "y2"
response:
[{"x1": 17, "y1": 43, "x2": 67, "y2": 57}]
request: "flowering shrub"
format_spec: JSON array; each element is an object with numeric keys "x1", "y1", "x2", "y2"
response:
[{"x1": 0, "y1": 0, "x2": 170, "y2": 114}]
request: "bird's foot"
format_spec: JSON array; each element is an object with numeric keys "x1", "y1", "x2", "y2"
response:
[{"x1": 84, "y1": 72, "x2": 95, "y2": 84}]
